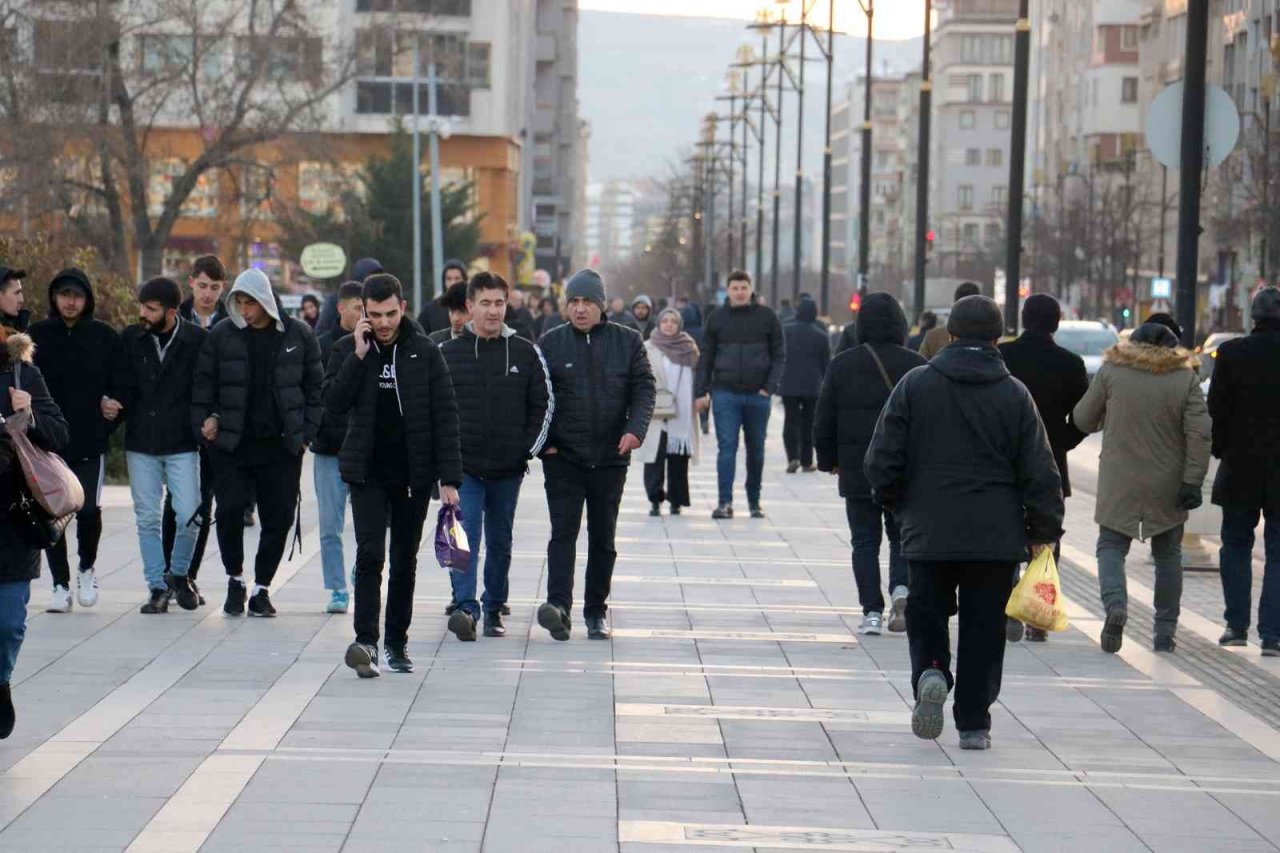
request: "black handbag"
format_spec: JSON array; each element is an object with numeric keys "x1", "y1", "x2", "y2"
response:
[{"x1": 8, "y1": 487, "x2": 71, "y2": 549}]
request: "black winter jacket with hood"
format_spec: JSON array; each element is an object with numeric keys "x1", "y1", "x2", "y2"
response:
[
  {"x1": 0, "y1": 332, "x2": 70, "y2": 583},
  {"x1": 1209, "y1": 318, "x2": 1280, "y2": 511},
  {"x1": 324, "y1": 316, "x2": 463, "y2": 491},
  {"x1": 538, "y1": 319, "x2": 656, "y2": 468},
  {"x1": 440, "y1": 323, "x2": 553, "y2": 480},
  {"x1": 815, "y1": 294, "x2": 926, "y2": 499},
  {"x1": 417, "y1": 260, "x2": 468, "y2": 333},
  {"x1": 864, "y1": 341, "x2": 1064, "y2": 563},
  {"x1": 191, "y1": 270, "x2": 323, "y2": 456},
  {"x1": 695, "y1": 297, "x2": 786, "y2": 397},
  {"x1": 778, "y1": 300, "x2": 831, "y2": 398},
  {"x1": 30, "y1": 268, "x2": 122, "y2": 462},
  {"x1": 312, "y1": 326, "x2": 351, "y2": 456}
]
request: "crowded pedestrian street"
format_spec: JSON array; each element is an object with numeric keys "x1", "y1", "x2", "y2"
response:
[{"x1": 1, "y1": 421, "x2": 1277, "y2": 853}]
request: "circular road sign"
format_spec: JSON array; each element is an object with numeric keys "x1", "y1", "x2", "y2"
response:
[
  {"x1": 1145, "y1": 82, "x2": 1241, "y2": 170},
  {"x1": 299, "y1": 243, "x2": 347, "y2": 280}
]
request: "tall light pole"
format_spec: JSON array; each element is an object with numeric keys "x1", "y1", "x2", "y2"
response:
[
  {"x1": 791, "y1": 1, "x2": 808, "y2": 303},
  {"x1": 771, "y1": 12, "x2": 787, "y2": 304},
  {"x1": 856, "y1": 0, "x2": 873, "y2": 307},
  {"x1": 819, "y1": 0, "x2": 839, "y2": 316},
  {"x1": 427, "y1": 63, "x2": 445, "y2": 303},
  {"x1": 756, "y1": 31, "x2": 769, "y2": 290},
  {"x1": 412, "y1": 40, "x2": 423, "y2": 312},
  {"x1": 1175, "y1": 0, "x2": 1209, "y2": 348},
  {"x1": 1004, "y1": 0, "x2": 1031, "y2": 335},
  {"x1": 912, "y1": 0, "x2": 932, "y2": 318}
]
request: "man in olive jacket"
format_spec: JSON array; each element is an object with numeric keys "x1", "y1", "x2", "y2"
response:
[{"x1": 536, "y1": 269, "x2": 655, "y2": 641}]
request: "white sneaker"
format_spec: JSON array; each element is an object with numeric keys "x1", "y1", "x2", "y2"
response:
[
  {"x1": 887, "y1": 585, "x2": 909, "y2": 633},
  {"x1": 47, "y1": 585, "x2": 73, "y2": 613},
  {"x1": 77, "y1": 569, "x2": 99, "y2": 608},
  {"x1": 858, "y1": 612, "x2": 883, "y2": 635}
]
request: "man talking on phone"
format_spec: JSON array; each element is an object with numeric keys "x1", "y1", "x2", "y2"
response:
[{"x1": 324, "y1": 274, "x2": 462, "y2": 678}]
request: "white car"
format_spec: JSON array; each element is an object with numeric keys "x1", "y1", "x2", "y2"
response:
[{"x1": 1054, "y1": 321, "x2": 1120, "y2": 380}]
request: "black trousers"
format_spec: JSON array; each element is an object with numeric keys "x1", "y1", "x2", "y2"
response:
[
  {"x1": 349, "y1": 481, "x2": 429, "y2": 648},
  {"x1": 46, "y1": 455, "x2": 104, "y2": 587},
  {"x1": 907, "y1": 560, "x2": 1014, "y2": 733},
  {"x1": 643, "y1": 432, "x2": 691, "y2": 507},
  {"x1": 210, "y1": 447, "x2": 303, "y2": 586},
  {"x1": 163, "y1": 447, "x2": 213, "y2": 580},
  {"x1": 782, "y1": 396, "x2": 817, "y2": 466},
  {"x1": 543, "y1": 455, "x2": 628, "y2": 619}
]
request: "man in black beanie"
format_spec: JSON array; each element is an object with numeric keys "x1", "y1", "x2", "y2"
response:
[
  {"x1": 998, "y1": 293, "x2": 1090, "y2": 642},
  {"x1": 865, "y1": 295, "x2": 1064, "y2": 751}
]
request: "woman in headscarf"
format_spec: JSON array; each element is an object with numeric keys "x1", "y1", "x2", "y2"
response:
[{"x1": 636, "y1": 308, "x2": 700, "y2": 515}]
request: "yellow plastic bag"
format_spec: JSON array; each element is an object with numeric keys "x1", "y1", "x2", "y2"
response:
[{"x1": 1005, "y1": 549, "x2": 1069, "y2": 632}]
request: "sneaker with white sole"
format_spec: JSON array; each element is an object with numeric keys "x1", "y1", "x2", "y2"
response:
[
  {"x1": 858, "y1": 612, "x2": 883, "y2": 635},
  {"x1": 47, "y1": 585, "x2": 72, "y2": 613},
  {"x1": 76, "y1": 569, "x2": 98, "y2": 608},
  {"x1": 887, "y1": 586, "x2": 908, "y2": 633},
  {"x1": 345, "y1": 642, "x2": 380, "y2": 678},
  {"x1": 326, "y1": 590, "x2": 349, "y2": 614}
]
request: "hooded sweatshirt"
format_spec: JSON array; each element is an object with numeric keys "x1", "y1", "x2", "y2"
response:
[
  {"x1": 631, "y1": 295, "x2": 656, "y2": 340},
  {"x1": 778, "y1": 299, "x2": 830, "y2": 398},
  {"x1": 227, "y1": 270, "x2": 285, "y2": 447}
]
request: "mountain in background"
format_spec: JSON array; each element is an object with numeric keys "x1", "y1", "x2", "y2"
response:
[{"x1": 578, "y1": 9, "x2": 923, "y2": 185}]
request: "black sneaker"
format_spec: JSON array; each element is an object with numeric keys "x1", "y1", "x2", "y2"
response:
[
  {"x1": 140, "y1": 587, "x2": 170, "y2": 614},
  {"x1": 224, "y1": 579, "x2": 247, "y2": 616},
  {"x1": 649, "y1": 502, "x2": 661, "y2": 516},
  {"x1": 1153, "y1": 635, "x2": 1176, "y2": 653},
  {"x1": 586, "y1": 614, "x2": 612, "y2": 640},
  {"x1": 1262, "y1": 639, "x2": 1280, "y2": 657},
  {"x1": 500, "y1": 604, "x2": 511, "y2": 616},
  {"x1": 0, "y1": 682, "x2": 15, "y2": 739},
  {"x1": 384, "y1": 644, "x2": 414, "y2": 673},
  {"x1": 191, "y1": 579, "x2": 205, "y2": 606},
  {"x1": 247, "y1": 588, "x2": 276, "y2": 618},
  {"x1": 711, "y1": 504, "x2": 734, "y2": 520},
  {"x1": 344, "y1": 642, "x2": 380, "y2": 678},
  {"x1": 171, "y1": 575, "x2": 199, "y2": 611},
  {"x1": 1024, "y1": 627, "x2": 1048, "y2": 642},
  {"x1": 1100, "y1": 607, "x2": 1127, "y2": 654},
  {"x1": 483, "y1": 612, "x2": 506, "y2": 638},
  {"x1": 444, "y1": 602, "x2": 458, "y2": 616},
  {"x1": 1005, "y1": 617, "x2": 1024, "y2": 643},
  {"x1": 749, "y1": 504, "x2": 766, "y2": 519},
  {"x1": 448, "y1": 610, "x2": 477, "y2": 642},
  {"x1": 537, "y1": 602, "x2": 571, "y2": 641},
  {"x1": 1219, "y1": 627, "x2": 1248, "y2": 647}
]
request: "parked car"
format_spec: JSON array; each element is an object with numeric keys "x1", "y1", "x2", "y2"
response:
[
  {"x1": 1054, "y1": 320, "x2": 1120, "y2": 380},
  {"x1": 1196, "y1": 331, "x2": 1245, "y2": 381}
]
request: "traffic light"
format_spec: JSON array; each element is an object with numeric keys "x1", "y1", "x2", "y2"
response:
[
  {"x1": 925, "y1": 229, "x2": 936, "y2": 253},
  {"x1": 848, "y1": 291, "x2": 862, "y2": 313}
]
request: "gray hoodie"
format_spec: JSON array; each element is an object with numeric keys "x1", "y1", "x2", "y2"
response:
[{"x1": 228, "y1": 269, "x2": 284, "y2": 332}]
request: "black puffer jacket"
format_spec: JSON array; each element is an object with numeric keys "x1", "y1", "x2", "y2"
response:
[
  {"x1": 30, "y1": 268, "x2": 122, "y2": 462},
  {"x1": 778, "y1": 300, "x2": 830, "y2": 398},
  {"x1": 539, "y1": 319, "x2": 656, "y2": 468},
  {"x1": 312, "y1": 327, "x2": 350, "y2": 456},
  {"x1": 864, "y1": 341, "x2": 1064, "y2": 562},
  {"x1": 0, "y1": 334, "x2": 70, "y2": 583},
  {"x1": 1209, "y1": 322, "x2": 1280, "y2": 511},
  {"x1": 191, "y1": 317, "x2": 323, "y2": 456},
  {"x1": 116, "y1": 319, "x2": 207, "y2": 455},
  {"x1": 815, "y1": 294, "x2": 926, "y2": 499},
  {"x1": 440, "y1": 325, "x2": 553, "y2": 480},
  {"x1": 324, "y1": 317, "x2": 462, "y2": 490},
  {"x1": 695, "y1": 298, "x2": 785, "y2": 397}
]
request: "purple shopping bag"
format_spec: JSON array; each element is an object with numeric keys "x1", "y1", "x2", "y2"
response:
[{"x1": 435, "y1": 504, "x2": 472, "y2": 573}]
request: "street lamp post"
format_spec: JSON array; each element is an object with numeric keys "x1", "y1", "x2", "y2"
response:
[
  {"x1": 791, "y1": 1, "x2": 808, "y2": 304},
  {"x1": 912, "y1": 0, "x2": 932, "y2": 318},
  {"x1": 1004, "y1": 0, "x2": 1031, "y2": 336},
  {"x1": 856, "y1": 0, "x2": 874, "y2": 308},
  {"x1": 1175, "y1": 0, "x2": 1209, "y2": 348},
  {"x1": 771, "y1": 13, "x2": 786, "y2": 304}
]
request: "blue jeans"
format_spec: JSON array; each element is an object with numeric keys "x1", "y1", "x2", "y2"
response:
[
  {"x1": 313, "y1": 453, "x2": 349, "y2": 592},
  {"x1": 711, "y1": 389, "x2": 771, "y2": 507},
  {"x1": 450, "y1": 473, "x2": 524, "y2": 618},
  {"x1": 1220, "y1": 506, "x2": 1280, "y2": 642},
  {"x1": 127, "y1": 452, "x2": 201, "y2": 589},
  {"x1": 0, "y1": 580, "x2": 30, "y2": 684},
  {"x1": 847, "y1": 498, "x2": 908, "y2": 614}
]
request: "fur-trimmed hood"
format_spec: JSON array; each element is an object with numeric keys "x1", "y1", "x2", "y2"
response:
[
  {"x1": 1103, "y1": 340, "x2": 1199, "y2": 375},
  {"x1": 0, "y1": 331, "x2": 34, "y2": 368}
]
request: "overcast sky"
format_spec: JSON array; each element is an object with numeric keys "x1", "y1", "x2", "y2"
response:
[{"x1": 578, "y1": 0, "x2": 926, "y2": 41}]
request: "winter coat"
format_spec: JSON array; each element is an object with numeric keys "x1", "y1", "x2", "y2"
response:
[
  {"x1": 1209, "y1": 325, "x2": 1280, "y2": 511},
  {"x1": 505, "y1": 305, "x2": 537, "y2": 342},
  {"x1": 681, "y1": 305, "x2": 704, "y2": 348},
  {"x1": 191, "y1": 317, "x2": 323, "y2": 456},
  {"x1": 312, "y1": 327, "x2": 351, "y2": 456},
  {"x1": 631, "y1": 296, "x2": 656, "y2": 340},
  {"x1": 418, "y1": 299, "x2": 452, "y2": 335},
  {"x1": 608, "y1": 310, "x2": 640, "y2": 332},
  {"x1": 535, "y1": 312, "x2": 565, "y2": 339},
  {"x1": 695, "y1": 299, "x2": 786, "y2": 397},
  {"x1": 116, "y1": 319, "x2": 208, "y2": 455},
  {"x1": 30, "y1": 270, "x2": 122, "y2": 462},
  {"x1": 0, "y1": 310, "x2": 30, "y2": 333},
  {"x1": 439, "y1": 324, "x2": 553, "y2": 480},
  {"x1": 538, "y1": 319, "x2": 656, "y2": 468},
  {"x1": 778, "y1": 301, "x2": 830, "y2": 399},
  {"x1": 179, "y1": 296, "x2": 229, "y2": 331},
  {"x1": 1072, "y1": 340, "x2": 1211, "y2": 540},
  {"x1": 919, "y1": 325, "x2": 950, "y2": 359},
  {"x1": 864, "y1": 342, "x2": 1064, "y2": 562},
  {"x1": 998, "y1": 332, "x2": 1090, "y2": 497},
  {"x1": 816, "y1": 295, "x2": 926, "y2": 499},
  {"x1": 0, "y1": 333, "x2": 70, "y2": 583},
  {"x1": 429, "y1": 327, "x2": 461, "y2": 347},
  {"x1": 636, "y1": 340, "x2": 700, "y2": 466},
  {"x1": 834, "y1": 323, "x2": 858, "y2": 355},
  {"x1": 324, "y1": 317, "x2": 463, "y2": 490}
]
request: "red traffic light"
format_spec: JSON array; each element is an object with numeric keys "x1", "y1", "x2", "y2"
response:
[
  {"x1": 849, "y1": 292, "x2": 862, "y2": 312},
  {"x1": 925, "y1": 230, "x2": 936, "y2": 242}
]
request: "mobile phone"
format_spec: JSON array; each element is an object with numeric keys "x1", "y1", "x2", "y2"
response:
[{"x1": 361, "y1": 309, "x2": 373, "y2": 344}]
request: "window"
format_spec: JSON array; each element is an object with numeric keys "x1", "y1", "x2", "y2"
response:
[
  {"x1": 1121, "y1": 25, "x2": 1139, "y2": 50},
  {"x1": 237, "y1": 35, "x2": 322, "y2": 84},
  {"x1": 355, "y1": 28, "x2": 482, "y2": 115},
  {"x1": 995, "y1": 110, "x2": 1010, "y2": 129},
  {"x1": 466, "y1": 42, "x2": 490, "y2": 88},
  {"x1": 298, "y1": 161, "x2": 362, "y2": 219},
  {"x1": 991, "y1": 35, "x2": 1013, "y2": 64},
  {"x1": 958, "y1": 184, "x2": 974, "y2": 211},
  {"x1": 961, "y1": 35, "x2": 984, "y2": 63},
  {"x1": 959, "y1": 110, "x2": 976, "y2": 129},
  {"x1": 148, "y1": 159, "x2": 219, "y2": 219},
  {"x1": 966, "y1": 148, "x2": 981, "y2": 166},
  {"x1": 991, "y1": 185, "x2": 1007, "y2": 207},
  {"x1": 987, "y1": 148, "x2": 1004, "y2": 167},
  {"x1": 989, "y1": 73, "x2": 1005, "y2": 102},
  {"x1": 1121, "y1": 77, "x2": 1139, "y2": 103},
  {"x1": 985, "y1": 223, "x2": 1002, "y2": 245},
  {"x1": 963, "y1": 223, "x2": 980, "y2": 243},
  {"x1": 356, "y1": 0, "x2": 472, "y2": 13}
]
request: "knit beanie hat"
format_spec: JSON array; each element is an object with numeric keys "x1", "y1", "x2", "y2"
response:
[
  {"x1": 1131, "y1": 322, "x2": 1179, "y2": 349},
  {"x1": 1021, "y1": 293, "x2": 1061, "y2": 334},
  {"x1": 565, "y1": 269, "x2": 606, "y2": 310},
  {"x1": 137, "y1": 276, "x2": 182, "y2": 311},
  {"x1": 947, "y1": 295, "x2": 1004, "y2": 341}
]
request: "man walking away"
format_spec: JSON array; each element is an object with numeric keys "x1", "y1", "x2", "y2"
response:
[
  {"x1": 1211, "y1": 287, "x2": 1280, "y2": 656},
  {"x1": 417, "y1": 260, "x2": 468, "y2": 334},
  {"x1": 816, "y1": 294, "x2": 925, "y2": 636},
  {"x1": 1072, "y1": 323, "x2": 1210, "y2": 654},
  {"x1": 192, "y1": 269, "x2": 323, "y2": 618},
  {"x1": 866, "y1": 296, "x2": 1063, "y2": 750},
  {"x1": 537, "y1": 269, "x2": 655, "y2": 641},
  {"x1": 907, "y1": 311, "x2": 937, "y2": 352},
  {"x1": 919, "y1": 282, "x2": 980, "y2": 359},
  {"x1": 998, "y1": 294, "x2": 1090, "y2": 642},
  {"x1": 325, "y1": 274, "x2": 462, "y2": 676},
  {"x1": 440, "y1": 272, "x2": 552, "y2": 640},
  {"x1": 695, "y1": 271, "x2": 785, "y2": 519},
  {"x1": 0, "y1": 267, "x2": 30, "y2": 333},
  {"x1": 110, "y1": 278, "x2": 208, "y2": 613},
  {"x1": 313, "y1": 281, "x2": 365, "y2": 614},
  {"x1": 31, "y1": 269, "x2": 121, "y2": 613},
  {"x1": 428, "y1": 281, "x2": 470, "y2": 345},
  {"x1": 779, "y1": 298, "x2": 829, "y2": 474}
]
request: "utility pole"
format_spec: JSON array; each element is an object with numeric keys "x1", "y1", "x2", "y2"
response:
[
  {"x1": 427, "y1": 63, "x2": 445, "y2": 303},
  {"x1": 771, "y1": 15, "x2": 786, "y2": 304},
  {"x1": 820, "y1": 0, "x2": 839, "y2": 316},
  {"x1": 726, "y1": 97, "x2": 736, "y2": 276},
  {"x1": 740, "y1": 72, "x2": 750, "y2": 272},
  {"x1": 857, "y1": 0, "x2": 874, "y2": 306},
  {"x1": 1004, "y1": 0, "x2": 1031, "y2": 335},
  {"x1": 756, "y1": 32, "x2": 769, "y2": 290},
  {"x1": 1175, "y1": 0, "x2": 1208, "y2": 348},
  {"x1": 791, "y1": 3, "x2": 807, "y2": 303},
  {"x1": 912, "y1": 0, "x2": 932, "y2": 318},
  {"x1": 412, "y1": 40, "x2": 423, "y2": 313}
]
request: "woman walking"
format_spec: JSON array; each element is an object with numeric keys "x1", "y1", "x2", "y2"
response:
[{"x1": 638, "y1": 308, "x2": 700, "y2": 516}]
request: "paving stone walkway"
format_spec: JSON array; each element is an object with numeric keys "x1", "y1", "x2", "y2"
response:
[{"x1": 2, "y1": 408, "x2": 1278, "y2": 852}]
